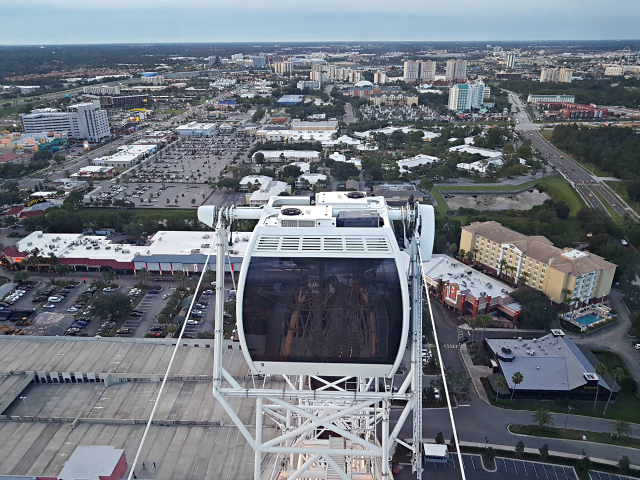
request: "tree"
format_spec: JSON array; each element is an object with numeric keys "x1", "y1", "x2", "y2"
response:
[
  {"x1": 494, "y1": 375, "x2": 507, "y2": 402},
  {"x1": 330, "y1": 161, "x2": 359, "y2": 181},
  {"x1": 531, "y1": 408, "x2": 554, "y2": 431},
  {"x1": 166, "y1": 198, "x2": 170, "y2": 205},
  {"x1": 613, "y1": 420, "x2": 632, "y2": 441},
  {"x1": 511, "y1": 372, "x2": 523, "y2": 401},
  {"x1": 619, "y1": 456, "x2": 631, "y2": 474},
  {"x1": 539, "y1": 444, "x2": 549, "y2": 459},
  {"x1": 604, "y1": 367, "x2": 625, "y2": 415},
  {"x1": 448, "y1": 243, "x2": 458, "y2": 255},
  {"x1": 92, "y1": 293, "x2": 131, "y2": 320},
  {"x1": 137, "y1": 268, "x2": 150, "y2": 285},
  {"x1": 515, "y1": 441, "x2": 525, "y2": 457},
  {"x1": 435, "y1": 432, "x2": 445, "y2": 444},
  {"x1": 474, "y1": 314, "x2": 493, "y2": 342},
  {"x1": 54, "y1": 264, "x2": 71, "y2": 279},
  {"x1": 191, "y1": 198, "x2": 196, "y2": 205},
  {"x1": 498, "y1": 258, "x2": 507, "y2": 278},
  {"x1": 254, "y1": 152, "x2": 265, "y2": 164},
  {"x1": 594, "y1": 363, "x2": 607, "y2": 410},
  {"x1": 102, "y1": 269, "x2": 118, "y2": 286},
  {"x1": 13, "y1": 271, "x2": 30, "y2": 283}
]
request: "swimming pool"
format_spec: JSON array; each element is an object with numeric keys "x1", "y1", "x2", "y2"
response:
[{"x1": 574, "y1": 313, "x2": 601, "y2": 326}]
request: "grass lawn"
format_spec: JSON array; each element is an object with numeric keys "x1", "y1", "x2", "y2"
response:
[
  {"x1": 480, "y1": 377, "x2": 640, "y2": 423},
  {"x1": 540, "y1": 129, "x2": 553, "y2": 141},
  {"x1": 509, "y1": 424, "x2": 640, "y2": 450},
  {"x1": 581, "y1": 162, "x2": 610, "y2": 177},
  {"x1": 605, "y1": 180, "x2": 640, "y2": 214},
  {"x1": 537, "y1": 174, "x2": 586, "y2": 216},
  {"x1": 592, "y1": 349, "x2": 629, "y2": 375}
]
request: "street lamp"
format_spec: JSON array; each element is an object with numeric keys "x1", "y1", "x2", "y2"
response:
[
  {"x1": 19, "y1": 396, "x2": 29, "y2": 417},
  {"x1": 564, "y1": 405, "x2": 573, "y2": 430}
]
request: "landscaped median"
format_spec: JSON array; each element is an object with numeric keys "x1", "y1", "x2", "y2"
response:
[{"x1": 508, "y1": 423, "x2": 640, "y2": 450}]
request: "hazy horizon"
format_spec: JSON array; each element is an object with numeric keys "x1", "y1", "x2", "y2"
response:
[{"x1": 3, "y1": 0, "x2": 639, "y2": 45}]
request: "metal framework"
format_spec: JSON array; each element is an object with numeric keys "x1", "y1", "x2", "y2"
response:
[{"x1": 206, "y1": 203, "x2": 428, "y2": 480}]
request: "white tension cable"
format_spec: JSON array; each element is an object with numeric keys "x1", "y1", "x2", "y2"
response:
[
  {"x1": 126, "y1": 246, "x2": 214, "y2": 480},
  {"x1": 422, "y1": 251, "x2": 467, "y2": 480}
]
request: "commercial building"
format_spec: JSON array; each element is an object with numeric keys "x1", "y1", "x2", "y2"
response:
[
  {"x1": 273, "y1": 61, "x2": 294, "y2": 75},
  {"x1": 297, "y1": 80, "x2": 321, "y2": 90},
  {"x1": 58, "y1": 446, "x2": 127, "y2": 480},
  {"x1": 140, "y1": 75, "x2": 164, "y2": 85},
  {"x1": 604, "y1": 66, "x2": 624, "y2": 76},
  {"x1": 4, "y1": 230, "x2": 248, "y2": 274},
  {"x1": 373, "y1": 70, "x2": 388, "y2": 84},
  {"x1": 534, "y1": 101, "x2": 608, "y2": 120},
  {"x1": 71, "y1": 165, "x2": 115, "y2": 180},
  {"x1": 370, "y1": 91, "x2": 418, "y2": 107},
  {"x1": 296, "y1": 173, "x2": 327, "y2": 188},
  {"x1": 459, "y1": 221, "x2": 616, "y2": 306},
  {"x1": 447, "y1": 83, "x2": 484, "y2": 111},
  {"x1": 422, "y1": 254, "x2": 519, "y2": 322},
  {"x1": 19, "y1": 100, "x2": 110, "y2": 142},
  {"x1": 527, "y1": 94, "x2": 575, "y2": 104},
  {"x1": 486, "y1": 331, "x2": 614, "y2": 399},
  {"x1": 92, "y1": 144, "x2": 157, "y2": 169},
  {"x1": 82, "y1": 84, "x2": 121, "y2": 96},
  {"x1": 397, "y1": 154, "x2": 440, "y2": 173},
  {"x1": 277, "y1": 95, "x2": 304, "y2": 106},
  {"x1": 291, "y1": 119, "x2": 338, "y2": 131},
  {"x1": 247, "y1": 180, "x2": 291, "y2": 206},
  {"x1": 540, "y1": 67, "x2": 573, "y2": 83},
  {"x1": 175, "y1": 122, "x2": 217, "y2": 137},
  {"x1": 403, "y1": 60, "x2": 436, "y2": 83},
  {"x1": 81, "y1": 93, "x2": 151, "y2": 109},
  {"x1": 445, "y1": 59, "x2": 467, "y2": 82},
  {"x1": 252, "y1": 150, "x2": 320, "y2": 163},
  {"x1": 506, "y1": 52, "x2": 517, "y2": 69}
]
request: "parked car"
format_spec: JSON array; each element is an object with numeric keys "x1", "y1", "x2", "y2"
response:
[{"x1": 67, "y1": 307, "x2": 79, "y2": 313}]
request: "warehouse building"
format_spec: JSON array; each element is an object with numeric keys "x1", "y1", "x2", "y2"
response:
[{"x1": 175, "y1": 122, "x2": 217, "y2": 137}]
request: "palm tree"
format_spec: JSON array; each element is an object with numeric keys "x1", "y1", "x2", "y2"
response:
[
  {"x1": 517, "y1": 271, "x2": 530, "y2": 286},
  {"x1": 494, "y1": 375, "x2": 507, "y2": 402},
  {"x1": 613, "y1": 420, "x2": 632, "y2": 441},
  {"x1": 465, "y1": 250, "x2": 475, "y2": 264},
  {"x1": 498, "y1": 258, "x2": 507, "y2": 278},
  {"x1": 531, "y1": 408, "x2": 554, "y2": 431},
  {"x1": 604, "y1": 367, "x2": 625, "y2": 415},
  {"x1": 173, "y1": 271, "x2": 189, "y2": 291},
  {"x1": 137, "y1": 268, "x2": 150, "y2": 285},
  {"x1": 457, "y1": 248, "x2": 466, "y2": 261},
  {"x1": 26, "y1": 248, "x2": 44, "y2": 272},
  {"x1": 511, "y1": 372, "x2": 524, "y2": 401},
  {"x1": 561, "y1": 288, "x2": 573, "y2": 312},
  {"x1": 594, "y1": 363, "x2": 607, "y2": 410},
  {"x1": 54, "y1": 264, "x2": 71, "y2": 279}
]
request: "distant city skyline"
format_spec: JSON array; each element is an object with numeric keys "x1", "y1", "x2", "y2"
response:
[{"x1": 2, "y1": 0, "x2": 639, "y2": 45}]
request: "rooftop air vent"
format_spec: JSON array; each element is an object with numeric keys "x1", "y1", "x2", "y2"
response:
[
  {"x1": 281, "y1": 208, "x2": 302, "y2": 216},
  {"x1": 346, "y1": 191, "x2": 366, "y2": 199}
]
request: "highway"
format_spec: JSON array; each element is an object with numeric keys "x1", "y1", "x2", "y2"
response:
[{"x1": 508, "y1": 91, "x2": 637, "y2": 221}]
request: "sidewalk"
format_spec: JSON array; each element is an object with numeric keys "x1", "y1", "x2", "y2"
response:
[{"x1": 459, "y1": 343, "x2": 491, "y2": 403}]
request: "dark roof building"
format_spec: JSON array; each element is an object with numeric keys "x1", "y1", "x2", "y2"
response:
[{"x1": 485, "y1": 330, "x2": 616, "y2": 399}]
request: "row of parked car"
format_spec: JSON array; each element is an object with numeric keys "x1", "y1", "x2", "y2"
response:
[{"x1": 1, "y1": 283, "x2": 34, "y2": 306}]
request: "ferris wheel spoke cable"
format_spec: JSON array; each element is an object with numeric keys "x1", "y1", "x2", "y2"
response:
[
  {"x1": 126, "y1": 247, "x2": 214, "y2": 480},
  {"x1": 421, "y1": 251, "x2": 467, "y2": 480}
]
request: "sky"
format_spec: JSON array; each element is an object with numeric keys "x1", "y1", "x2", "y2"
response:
[{"x1": 1, "y1": 0, "x2": 639, "y2": 45}]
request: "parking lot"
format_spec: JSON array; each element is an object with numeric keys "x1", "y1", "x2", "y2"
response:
[
  {"x1": 90, "y1": 135, "x2": 253, "y2": 208},
  {"x1": 414, "y1": 455, "x2": 579, "y2": 480}
]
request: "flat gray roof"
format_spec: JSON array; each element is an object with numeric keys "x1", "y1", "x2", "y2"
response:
[{"x1": 0, "y1": 337, "x2": 281, "y2": 479}]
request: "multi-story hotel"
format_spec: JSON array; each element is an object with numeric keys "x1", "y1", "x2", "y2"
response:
[{"x1": 459, "y1": 221, "x2": 616, "y2": 306}]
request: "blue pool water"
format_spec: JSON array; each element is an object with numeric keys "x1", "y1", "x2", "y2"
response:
[{"x1": 574, "y1": 313, "x2": 601, "y2": 326}]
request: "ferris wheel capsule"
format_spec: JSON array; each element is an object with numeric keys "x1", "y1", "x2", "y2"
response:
[{"x1": 232, "y1": 192, "x2": 424, "y2": 378}]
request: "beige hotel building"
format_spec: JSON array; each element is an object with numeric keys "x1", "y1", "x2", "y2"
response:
[{"x1": 459, "y1": 221, "x2": 616, "y2": 306}]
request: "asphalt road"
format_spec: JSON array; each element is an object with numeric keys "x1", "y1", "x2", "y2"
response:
[
  {"x1": 395, "y1": 294, "x2": 640, "y2": 466},
  {"x1": 344, "y1": 103, "x2": 356, "y2": 124},
  {"x1": 508, "y1": 91, "x2": 635, "y2": 221}
]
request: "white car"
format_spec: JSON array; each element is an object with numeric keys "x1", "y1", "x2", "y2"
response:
[
  {"x1": 43, "y1": 304, "x2": 56, "y2": 309},
  {"x1": 162, "y1": 294, "x2": 170, "y2": 299},
  {"x1": 635, "y1": 344, "x2": 640, "y2": 350},
  {"x1": 187, "y1": 319, "x2": 199, "y2": 325},
  {"x1": 67, "y1": 307, "x2": 79, "y2": 313}
]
